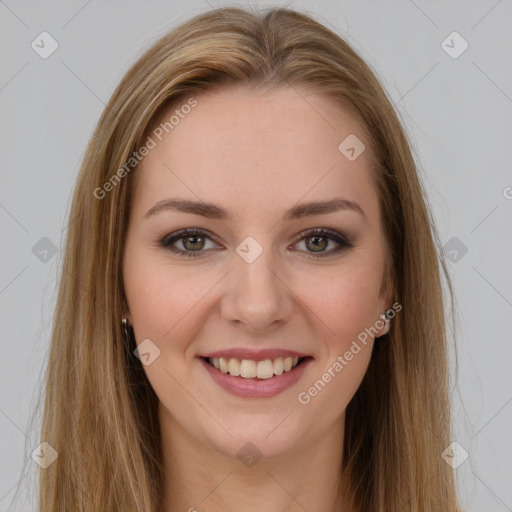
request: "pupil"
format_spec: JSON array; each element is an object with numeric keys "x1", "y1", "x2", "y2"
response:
[
  {"x1": 183, "y1": 236, "x2": 204, "y2": 251},
  {"x1": 307, "y1": 236, "x2": 327, "y2": 252}
]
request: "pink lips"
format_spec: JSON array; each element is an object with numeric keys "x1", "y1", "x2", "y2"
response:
[{"x1": 199, "y1": 353, "x2": 313, "y2": 399}]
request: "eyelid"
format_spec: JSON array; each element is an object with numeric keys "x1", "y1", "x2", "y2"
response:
[{"x1": 291, "y1": 227, "x2": 352, "y2": 247}]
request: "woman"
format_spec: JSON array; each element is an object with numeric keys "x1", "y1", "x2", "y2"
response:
[{"x1": 36, "y1": 6, "x2": 461, "y2": 511}]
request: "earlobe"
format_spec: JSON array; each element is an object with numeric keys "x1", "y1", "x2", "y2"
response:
[{"x1": 379, "y1": 312, "x2": 391, "y2": 335}]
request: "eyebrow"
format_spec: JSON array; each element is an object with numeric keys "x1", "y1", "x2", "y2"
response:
[{"x1": 144, "y1": 197, "x2": 367, "y2": 222}]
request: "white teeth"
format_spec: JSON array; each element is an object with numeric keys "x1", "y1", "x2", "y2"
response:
[
  {"x1": 208, "y1": 355, "x2": 302, "y2": 379},
  {"x1": 219, "y1": 357, "x2": 229, "y2": 373},
  {"x1": 273, "y1": 357, "x2": 284, "y2": 375},
  {"x1": 240, "y1": 359, "x2": 256, "y2": 378},
  {"x1": 227, "y1": 358, "x2": 240, "y2": 376},
  {"x1": 256, "y1": 360, "x2": 274, "y2": 379}
]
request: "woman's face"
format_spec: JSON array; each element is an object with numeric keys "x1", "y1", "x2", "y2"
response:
[{"x1": 123, "y1": 85, "x2": 392, "y2": 459}]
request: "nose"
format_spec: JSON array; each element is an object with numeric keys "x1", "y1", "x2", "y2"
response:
[{"x1": 220, "y1": 247, "x2": 294, "y2": 333}]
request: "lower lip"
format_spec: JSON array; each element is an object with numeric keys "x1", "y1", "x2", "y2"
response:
[{"x1": 199, "y1": 357, "x2": 312, "y2": 398}]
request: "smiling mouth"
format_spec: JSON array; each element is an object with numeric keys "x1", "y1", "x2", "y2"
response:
[{"x1": 203, "y1": 356, "x2": 309, "y2": 380}]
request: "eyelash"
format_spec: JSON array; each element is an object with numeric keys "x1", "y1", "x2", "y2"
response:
[{"x1": 158, "y1": 228, "x2": 353, "y2": 258}]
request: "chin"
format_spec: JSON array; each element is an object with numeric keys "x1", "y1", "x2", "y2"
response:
[{"x1": 201, "y1": 412, "x2": 308, "y2": 462}]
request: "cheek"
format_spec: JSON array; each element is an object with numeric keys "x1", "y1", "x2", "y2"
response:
[
  {"x1": 295, "y1": 267, "x2": 379, "y2": 414},
  {"x1": 123, "y1": 260, "x2": 207, "y2": 396},
  {"x1": 298, "y1": 260, "x2": 384, "y2": 347},
  {"x1": 123, "y1": 251, "x2": 216, "y2": 354}
]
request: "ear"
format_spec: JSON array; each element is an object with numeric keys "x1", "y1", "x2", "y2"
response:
[{"x1": 377, "y1": 268, "x2": 395, "y2": 336}]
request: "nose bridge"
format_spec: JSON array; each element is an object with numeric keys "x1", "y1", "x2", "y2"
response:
[{"x1": 221, "y1": 237, "x2": 292, "y2": 329}]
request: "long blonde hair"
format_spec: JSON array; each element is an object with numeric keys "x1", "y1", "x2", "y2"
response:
[{"x1": 30, "y1": 6, "x2": 460, "y2": 511}]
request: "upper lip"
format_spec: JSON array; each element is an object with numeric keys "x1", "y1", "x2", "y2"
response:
[{"x1": 199, "y1": 348, "x2": 311, "y2": 360}]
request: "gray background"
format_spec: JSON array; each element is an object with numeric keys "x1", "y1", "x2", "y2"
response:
[{"x1": 1, "y1": 0, "x2": 511, "y2": 510}]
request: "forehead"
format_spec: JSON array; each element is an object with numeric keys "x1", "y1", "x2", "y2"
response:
[{"x1": 131, "y1": 85, "x2": 379, "y2": 223}]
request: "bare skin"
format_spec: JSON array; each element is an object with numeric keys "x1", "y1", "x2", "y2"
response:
[{"x1": 122, "y1": 84, "x2": 393, "y2": 512}]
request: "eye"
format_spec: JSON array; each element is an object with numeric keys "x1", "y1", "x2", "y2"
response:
[
  {"x1": 158, "y1": 228, "x2": 221, "y2": 257},
  {"x1": 158, "y1": 227, "x2": 353, "y2": 258},
  {"x1": 291, "y1": 228, "x2": 353, "y2": 258}
]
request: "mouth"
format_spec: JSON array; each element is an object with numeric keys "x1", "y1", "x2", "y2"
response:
[
  {"x1": 202, "y1": 355, "x2": 309, "y2": 380},
  {"x1": 199, "y1": 354, "x2": 313, "y2": 399}
]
